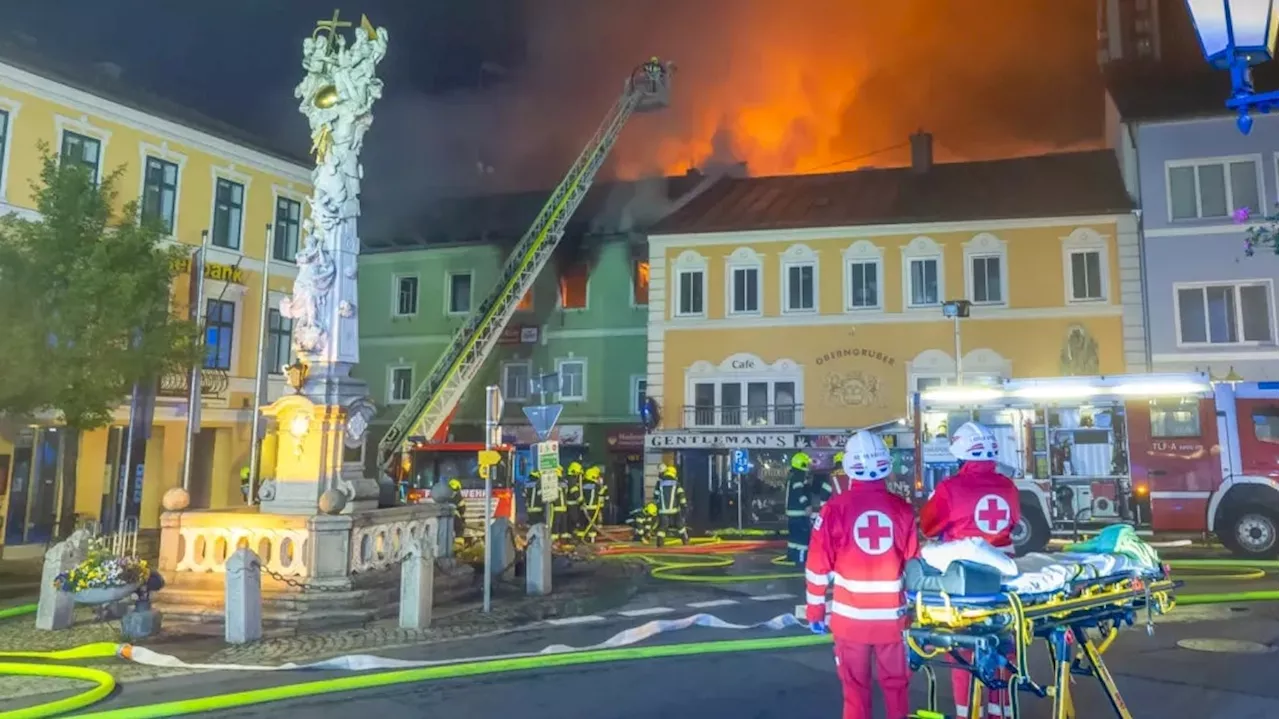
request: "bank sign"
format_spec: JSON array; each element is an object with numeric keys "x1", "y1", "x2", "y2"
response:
[{"x1": 645, "y1": 432, "x2": 796, "y2": 449}]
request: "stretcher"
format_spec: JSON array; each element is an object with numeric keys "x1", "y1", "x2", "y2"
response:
[{"x1": 903, "y1": 554, "x2": 1178, "y2": 719}]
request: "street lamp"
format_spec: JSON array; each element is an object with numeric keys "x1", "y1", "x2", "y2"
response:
[
  {"x1": 941, "y1": 300, "x2": 971, "y2": 383},
  {"x1": 1184, "y1": 0, "x2": 1278, "y2": 134}
]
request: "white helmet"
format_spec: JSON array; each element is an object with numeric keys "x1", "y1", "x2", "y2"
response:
[
  {"x1": 949, "y1": 421, "x2": 999, "y2": 462},
  {"x1": 843, "y1": 431, "x2": 892, "y2": 481}
]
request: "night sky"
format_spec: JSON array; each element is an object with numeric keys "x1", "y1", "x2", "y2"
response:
[{"x1": 0, "y1": 0, "x2": 1208, "y2": 238}]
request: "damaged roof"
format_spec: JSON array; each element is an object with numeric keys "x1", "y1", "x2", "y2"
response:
[
  {"x1": 363, "y1": 170, "x2": 716, "y2": 253},
  {"x1": 650, "y1": 150, "x2": 1134, "y2": 236}
]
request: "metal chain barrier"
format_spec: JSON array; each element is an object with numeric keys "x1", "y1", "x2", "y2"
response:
[{"x1": 225, "y1": 563, "x2": 353, "y2": 593}]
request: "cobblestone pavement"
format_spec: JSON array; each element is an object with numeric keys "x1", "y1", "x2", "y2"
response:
[{"x1": 0, "y1": 558, "x2": 648, "y2": 702}]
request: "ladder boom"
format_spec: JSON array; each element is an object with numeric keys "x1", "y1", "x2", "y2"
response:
[{"x1": 376, "y1": 60, "x2": 672, "y2": 472}]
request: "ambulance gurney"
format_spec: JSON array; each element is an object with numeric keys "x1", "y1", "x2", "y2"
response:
[{"x1": 903, "y1": 541, "x2": 1178, "y2": 719}]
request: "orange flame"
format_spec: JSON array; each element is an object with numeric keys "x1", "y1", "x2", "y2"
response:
[{"x1": 600, "y1": 1, "x2": 1104, "y2": 180}]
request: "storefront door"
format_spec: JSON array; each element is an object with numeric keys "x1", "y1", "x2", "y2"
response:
[
  {"x1": 4, "y1": 428, "x2": 77, "y2": 546},
  {"x1": 3, "y1": 447, "x2": 32, "y2": 547}
]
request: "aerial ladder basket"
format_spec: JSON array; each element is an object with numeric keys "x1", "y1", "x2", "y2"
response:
[{"x1": 376, "y1": 58, "x2": 674, "y2": 475}]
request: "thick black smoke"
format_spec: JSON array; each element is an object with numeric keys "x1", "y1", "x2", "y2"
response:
[{"x1": 285, "y1": 0, "x2": 1115, "y2": 239}]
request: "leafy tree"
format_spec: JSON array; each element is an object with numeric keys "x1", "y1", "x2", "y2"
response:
[
  {"x1": 1237, "y1": 207, "x2": 1279, "y2": 257},
  {"x1": 0, "y1": 145, "x2": 203, "y2": 430}
]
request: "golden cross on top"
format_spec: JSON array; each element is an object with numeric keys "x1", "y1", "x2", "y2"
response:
[{"x1": 312, "y1": 9, "x2": 353, "y2": 49}]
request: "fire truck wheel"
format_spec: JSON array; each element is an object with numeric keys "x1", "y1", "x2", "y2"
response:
[
  {"x1": 1011, "y1": 501, "x2": 1050, "y2": 556},
  {"x1": 1221, "y1": 508, "x2": 1278, "y2": 559}
]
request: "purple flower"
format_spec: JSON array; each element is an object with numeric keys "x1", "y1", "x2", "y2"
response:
[{"x1": 1234, "y1": 207, "x2": 1252, "y2": 223}]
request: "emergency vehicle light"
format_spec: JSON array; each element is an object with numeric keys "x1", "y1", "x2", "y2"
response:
[
  {"x1": 1111, "y1": 381, "x2": 1212, "y2": 397},
  {"x1": 1011, "y1": 385, "x2": 1103, "y2": 400},
  {"x1": 920, "y1": 387, "x2": 1004, "y2": 403}
]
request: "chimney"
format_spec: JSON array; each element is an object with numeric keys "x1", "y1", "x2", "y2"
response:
[{"x1": 910, "y1": 130, "x2": 933, "y2": 174}]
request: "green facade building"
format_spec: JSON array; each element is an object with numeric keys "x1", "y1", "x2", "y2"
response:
[{"x1": 356, "y1": 173, "x2": 714, "y2": 517}]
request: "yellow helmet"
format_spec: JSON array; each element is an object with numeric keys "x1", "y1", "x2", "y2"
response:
[
  {"x1": 567, "y1": 461, "x2": 584, "y2": 476},
  {"x1": 833, "y1": 451, "x2": 845, "y2": 465},
  {"x1": 791, "y1": 452, "x2": 811, "y2": 471},
  {"x1": 661, "y1": 465, "x2": 677, "y2": 479},
  {"x1": 529, "y1": 470, "x2": 540, "y2": 478},
  {"x1": 448, "y1": 478, "x2": 462, "y2": 491},
  {"x1": 584, "y1": 466, "x2": 602, "y2": 481},
  {"x1": 644, "y1": 502, "x2": 658, "y2": 516}
]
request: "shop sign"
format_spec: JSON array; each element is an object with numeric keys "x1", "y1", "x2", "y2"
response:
[
  {"x1": 645, "y1": 432, "x2": 796, "y2": 450},
  {"x1": 497, "y1": 325, "x2": 539, "y2": 346},
  {"x1": 502, "y1": 423, "x2": 584, "y2": 445},
  {"x1": 171, "y1": 257, "x2": 246, "y2": 285},
  {"x1": 814, "y1": 347, "x2": 897, "y2": 367},
  {"x1": 605, "y1": 428, "x2": 646, "y2": 451},
  {"x1": 794, "y1": 434, "x2": 849, "y2": 449}
]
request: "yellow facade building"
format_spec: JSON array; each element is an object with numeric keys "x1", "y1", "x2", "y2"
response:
[
  {"x1": 641, "y1": 141, "x2": 1146, "y2": 507},
  {"x1": 0, "y1": 51, "x2": 312, "y2": 556}
]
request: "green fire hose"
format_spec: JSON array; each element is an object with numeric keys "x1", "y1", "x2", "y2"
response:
[{"x1": 0, "y1": 557, "x2": 1272, "y2": 719}]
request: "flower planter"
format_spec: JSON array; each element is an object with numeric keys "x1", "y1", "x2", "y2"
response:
[{"x1": 71, "y1": 584, "x2": 139, "y2": 605}]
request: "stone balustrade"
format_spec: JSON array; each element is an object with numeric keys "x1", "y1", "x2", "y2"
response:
[
  {"x1": 162, "y1": 509, "x2": 312, "y2": 578},
  {"x1": 159, "y1": 503, "x2": 454, "y2": 582},
  {"x1": 348, "y1": 505, "x2": 446, "y2": 574}
]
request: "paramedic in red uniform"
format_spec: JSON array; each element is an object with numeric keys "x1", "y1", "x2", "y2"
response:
[
  {"x1": 920, "y1": 421, "x2": 1022, "y2": 719},
  {"x1": 805, "y1": 431, "x2": 919, "y2": 719}
]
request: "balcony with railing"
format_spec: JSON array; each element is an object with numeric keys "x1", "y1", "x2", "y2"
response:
[
  {"x1": 682, "y1": 403, "x2": 804, "y2": 429},
  {"x1": 158, "y1": 368, "x2": 230, "y2": 399}
]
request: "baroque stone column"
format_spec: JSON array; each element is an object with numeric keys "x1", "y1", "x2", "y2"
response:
[{"x1": 260, "y1": 12, "x2": 387, "y2": 515}]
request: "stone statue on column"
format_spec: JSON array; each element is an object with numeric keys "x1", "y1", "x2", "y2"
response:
[{"x1": 265, "y1": 13, "x2": 388, "y2": 515}]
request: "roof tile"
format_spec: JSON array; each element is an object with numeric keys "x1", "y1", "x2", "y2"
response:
[{"x1": 651, "y1": 149, "x2": 1134, "y2": 235}]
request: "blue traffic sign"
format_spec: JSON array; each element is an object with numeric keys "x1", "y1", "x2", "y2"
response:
[
  {"x1": 522, "y1": 404, "x2": 563, "y2": 441},
  {"x1": 731, "y1": 449, "x2": 750, "y2": 474}
]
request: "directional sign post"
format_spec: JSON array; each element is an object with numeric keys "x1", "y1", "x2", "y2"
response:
[{"x1": 482, "y1": 385, "x2": 503, "y2": 613}]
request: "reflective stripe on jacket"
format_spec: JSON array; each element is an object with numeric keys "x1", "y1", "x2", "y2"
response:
[{"x1": 805, "y1": 482, "x2": 919, "y2": 644}]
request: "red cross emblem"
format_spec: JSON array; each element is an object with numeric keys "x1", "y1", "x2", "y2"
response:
[
  {"x1": 974, "y1": 494, "x2": 1011, "y2": 534},
  {"x1": 853, "y1": 510, "x2": 894, "y2": 555}
]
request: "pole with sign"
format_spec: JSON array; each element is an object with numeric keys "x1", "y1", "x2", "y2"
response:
[
  {"x1": 731, "y1": 449, "x2": 750, "y2": 531},
  {"x1": 482, "y1": 385, "x2": 503, "y2": 613},
  {"x1": 524, "y1": 371, "x2": 564, "y2": 542},
  {"x1": 536, "y1": 440, "x2": 561, "y2": 506}
]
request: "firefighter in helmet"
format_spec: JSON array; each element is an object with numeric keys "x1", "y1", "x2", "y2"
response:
[
  {"x1": 551, "y1": 466, "x2": 573, "y2": 542},
  {"x1": 654, "y1": 465, "x2": 690, "y2": 547},
  {"x1": 239, "y1": 466, "x2": 252, "y2": 502},
  {"x1": 447, "y1": 478, "x2": 467, "y2": 541},
  {"x1": 628, "y1": 502, "x2": 658, "y2": 544},
  {"x1": 785, "y1": 452, "x2": 813, "y2": 564},
  {"x1": 563, "y1": 461, "x2": 585, "y2": 541},
  {"x1": 819, "y1": 451, "x2": 850, "y2": 506},
  {"x1": 578, "y1": 465, "x2": 609, "y2": 543},
  {"x1": 523, "y1": 469, "x2": 549, "y2": 527}
]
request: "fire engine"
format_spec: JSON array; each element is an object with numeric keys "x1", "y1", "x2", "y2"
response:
[
  {"x1": 395, "y1": 441, "x2": 518, "y2": 535},
  {"x1": 912, "y1": 373, "x2": 1278, "y2": 558}
]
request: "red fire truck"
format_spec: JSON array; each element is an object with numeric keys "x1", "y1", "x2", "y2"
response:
[
  {"x1": 912, "y1": 373, "x2": 1278, "y2": 558},
  {"x1": 395, "y1": 441, "x2": 517, "y2": 535}
]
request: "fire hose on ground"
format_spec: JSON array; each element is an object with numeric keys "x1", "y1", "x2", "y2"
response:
[
  {"x1": 0, "y1": 612, "x2": 817, "y2": 719},
  {"x1": 0, "y1": 555, "x2": 1273, "y2": 718},
  {"x1": 597, "y1": 539, "x2": 1279, "y2": 603}
]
